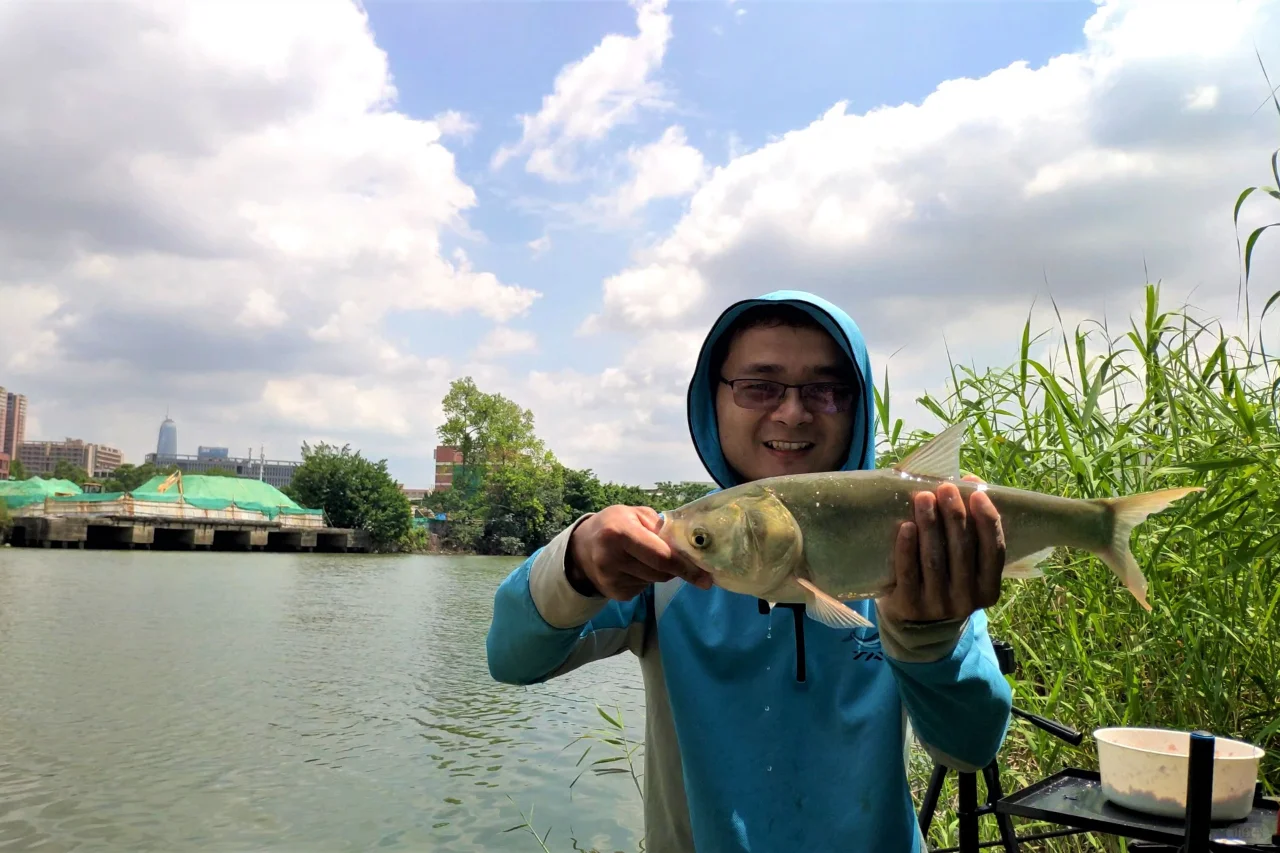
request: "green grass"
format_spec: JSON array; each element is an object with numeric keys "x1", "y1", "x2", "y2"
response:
[{"x1": 881, "y1": 283, "x2": 1280, "y2": 851}]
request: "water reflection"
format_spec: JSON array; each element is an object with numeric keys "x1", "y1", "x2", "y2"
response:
[{"x1": 0, "y1": 548, "x2": 646, "y2": 851}]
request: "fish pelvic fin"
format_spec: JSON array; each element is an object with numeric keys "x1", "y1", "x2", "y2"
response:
[
  {"x1": 1093, "y1": 486, "x2": 1205, "y2": 611},
  {"x1": 893, "y1": 421, "x2": 965, "y2": 480},
  {"x1": 1002, "y1": 546, "x2": 1054, "y2": 579},
  {"x1": 795, "y1": 578, "x2": 875, "y2": 630}
]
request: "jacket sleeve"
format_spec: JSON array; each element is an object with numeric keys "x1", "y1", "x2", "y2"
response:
[
  {"x1": 876, "y1": 607, "x2": 1012, "y2": 773},
  {"x1": 486, "y1": 514, "x2": 649, "y2": 686}
]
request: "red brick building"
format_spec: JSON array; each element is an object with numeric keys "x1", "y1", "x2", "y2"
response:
[{"x1": 434, "y1": 446, "x2": 463, "y2": 492}]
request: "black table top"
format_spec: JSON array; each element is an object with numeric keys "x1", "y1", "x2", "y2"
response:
[{"x1": 997, "y1": 769, "x2": 1279, "y2": 851}]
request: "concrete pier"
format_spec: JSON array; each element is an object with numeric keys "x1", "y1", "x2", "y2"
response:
[{"x1": 6, "y1": 516, "x2": 370, "y2": 553}]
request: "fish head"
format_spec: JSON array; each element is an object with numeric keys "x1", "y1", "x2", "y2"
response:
[{"x1": 660, "y1": 486, "x2": 803, "y2": 597}]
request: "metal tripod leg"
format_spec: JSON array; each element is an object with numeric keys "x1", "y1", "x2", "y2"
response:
[{"x1": 982, "y1": 763, "x2": 1020, "y2": 853}]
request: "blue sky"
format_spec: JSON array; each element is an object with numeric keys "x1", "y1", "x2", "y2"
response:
[
  {"x1": 1, "y1": 0, "x2": 1277, "y2": 488},
  {"x1": 367, "y1": 0, "x2": 1097, "y2": 376}
]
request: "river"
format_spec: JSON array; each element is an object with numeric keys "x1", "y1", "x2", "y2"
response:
[{"x1": 0, "y1": 548, "x2": 647, "y2": 852}]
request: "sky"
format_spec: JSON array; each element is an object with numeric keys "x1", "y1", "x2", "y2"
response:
[{"x1": 1, "y1": 0, "x2": 1278, "y2": 488}]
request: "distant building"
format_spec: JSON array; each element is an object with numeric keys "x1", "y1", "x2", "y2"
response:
[
  {"x1": 0, "y1": 389, "x2": 27, "y2": 460},
  {"x1": 156, "y1": 416, "x2": 177, "y2": 457},
  {"x1": 434, "y1": 446, "x2": 464, "y2": 491},
  {"x1": 197, "y1": 446, "x2": 230, "y2": 459},
  {"x1": 144, "y1": 451, "x2": 302, "y2": 489},
  {"x1": 401, "y1": 486, "x2": 430, "y2": 502},
  {"x1": 18, "y1": 438, "x2": 124, "y2": 478},
  {"x1": 0, "y1": 451, "x2": 9, "y2": 480}
]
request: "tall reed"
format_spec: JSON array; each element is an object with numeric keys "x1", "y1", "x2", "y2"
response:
[{"x1": 879, "y1": 284, "x2": 1280, "y2": 851}]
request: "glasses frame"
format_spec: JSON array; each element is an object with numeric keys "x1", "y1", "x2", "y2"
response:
[{"x1": 718, "y1": 376, "x2": 856, "y2": 415}]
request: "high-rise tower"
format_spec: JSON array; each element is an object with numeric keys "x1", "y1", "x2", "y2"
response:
[{"x1": 156, "y1": 412, "x2": 177, "y2": 458}]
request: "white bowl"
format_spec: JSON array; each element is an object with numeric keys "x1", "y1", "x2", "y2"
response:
[{"x1": 1094, "y1": 727, "x2": 1265, "y2": 822}]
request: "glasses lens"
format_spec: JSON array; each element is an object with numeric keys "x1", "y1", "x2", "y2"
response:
[
  {"x1": 732, "y1": 380, "x2": 784, "y2": 409},
  {"x1": 802, "y1": 383, "x2": 854, "y2": 413}
]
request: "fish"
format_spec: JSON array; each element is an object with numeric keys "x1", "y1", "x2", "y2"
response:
[{"x1": 657, "y1": 421, "x2": 1203, "y2": 630}]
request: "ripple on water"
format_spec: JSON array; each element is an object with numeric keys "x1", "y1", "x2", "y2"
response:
[{"x1": 0, "y1": 550, "x2": 646, "y2": 852}]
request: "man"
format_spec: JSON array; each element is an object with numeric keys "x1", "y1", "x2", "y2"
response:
[{"x1": 486, "y1": 290, "x2": 1013, "y2": 853}]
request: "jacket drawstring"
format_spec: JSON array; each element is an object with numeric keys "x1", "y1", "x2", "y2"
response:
[{"x1": 758, "y1": 598, "x2": 807, "y2": 683}]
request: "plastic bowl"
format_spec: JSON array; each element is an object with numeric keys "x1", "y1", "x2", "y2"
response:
[{"x1": 1094, "y1": 727, "x2": 1265, "y2": 822}]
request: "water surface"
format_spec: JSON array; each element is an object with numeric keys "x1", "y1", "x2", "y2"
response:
[{"x1": 0, "y1": 549, "x2": 645, "y2": 852}]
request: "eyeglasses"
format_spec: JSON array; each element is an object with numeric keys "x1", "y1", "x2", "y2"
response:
[{"x1": 719, "y1": 377, "x2": 855, "y2": 414}]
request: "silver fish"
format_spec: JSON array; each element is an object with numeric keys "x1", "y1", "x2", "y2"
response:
[{"x1": 659, "y1": 422, "x2": 1203, "y2": 629}]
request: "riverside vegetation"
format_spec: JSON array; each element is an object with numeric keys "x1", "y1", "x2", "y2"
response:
[{"x1": 506, "y1": 82, "x2": 1280, "y2": 853}]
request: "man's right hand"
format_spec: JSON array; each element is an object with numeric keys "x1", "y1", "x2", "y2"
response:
[{"x1": 566, "y1": 505, "x2": 715, "y2": 601}]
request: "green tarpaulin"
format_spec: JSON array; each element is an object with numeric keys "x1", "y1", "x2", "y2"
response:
[
  {"x1": 126, "y1": 474, "x2": 324, "y2": 520},
  {"x1": 4, "y1": 474, "x2": 323, "y2": 521},
  {"x1": 1, "y1": 477, "x2": 83, "y2": 509}
]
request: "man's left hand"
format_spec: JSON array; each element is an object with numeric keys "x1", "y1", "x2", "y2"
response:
[{"x1": 876, "y1": 475, "x2": 1007, "y2": 624}]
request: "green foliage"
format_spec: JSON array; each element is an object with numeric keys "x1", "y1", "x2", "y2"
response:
[
  {"x1": 52, "y1": 460, "x2": 88, "y2": 485},
  {"x1": 427, "y1": 378, "x2": 715, "y2": 556},
  {"x1": 874, "y1": 284, "x2": 1279, "y2": 852},
  {"x1": 0, "y1": 501, "x2": 10, "y2": 536},
  {"x1": 286, "y1": 442, "x2": 412, "y2": 548},
  {"x1": 438, "y1": 376, "x2": 543, "y2": 471},
  {"x1": 101, "y1": 462, "x2": 178, "y2": 493},
  {"x1": 8, "y1": 458, "x2": 27, "y2": 480}
]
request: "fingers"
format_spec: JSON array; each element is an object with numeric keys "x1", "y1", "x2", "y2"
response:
[
  {"x1": 969, "y1": 489, "x2": 1005, "y2": 607},
  {"x1": 581, "y1": 506, "x2": 714, "y2": 600},
  {"x1": 891, "y1": 519, "x2": 920, "y2": 604},
  {"x1": 913, "y1": 490, "x2": 949, "y2": 620},
  {"x1": 938, "y1": 483, "x2": 976, "y2": 616}
]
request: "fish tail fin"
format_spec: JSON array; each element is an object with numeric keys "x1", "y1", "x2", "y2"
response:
[{"x1": 1092, "y1": 487, "x2": 1204, "y2": 611}]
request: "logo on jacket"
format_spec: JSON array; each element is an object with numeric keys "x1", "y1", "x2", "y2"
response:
[{"x1": 841, "y1": 625, "x2": 883, "y2": 661}]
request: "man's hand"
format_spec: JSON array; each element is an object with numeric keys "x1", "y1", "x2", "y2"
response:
[
  {"x1": 876, "y1": 476, "x2": 1006, "y2": 624},
  {"x1": 566, "y1": 506, "x2": 714, "y2": 601}
]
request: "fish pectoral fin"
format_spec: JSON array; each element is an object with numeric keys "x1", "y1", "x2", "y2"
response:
[
  {"x1": 1002, "y1": 546, "x2": 1055, "y2": 579},
  {"x1": 893, "y1": 421, "x2": 965, "y2": 481},
  {"x1": 795, "y1": 578, "x2": 875, "y2": 630}
]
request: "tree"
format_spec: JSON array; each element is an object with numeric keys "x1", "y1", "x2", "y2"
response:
[
  {"x1": 8, "y1": 458, "x2": 27, "y2": 480},
  {"x1": 438, "y1": 377, "x2": 542, "y2": 471},
  {"x1": 286, "y1": 442, "x2": 412, "y2": 548},
  {"x1": 101, "y1": 462, "x2": 178, "y2": 493},
  {"x1": 52, "y1": 461, "x2": 89, "y2": 485}
]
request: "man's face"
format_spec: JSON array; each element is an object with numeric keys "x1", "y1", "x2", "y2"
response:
[{"x1": 715, "y1": 323, "x2": 855, "y2": 482}]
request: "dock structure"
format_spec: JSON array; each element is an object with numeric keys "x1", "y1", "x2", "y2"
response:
[
  {"x1": 1, "y1": 472, "x2": 372, "y2": 553},
  {"x1": 6, "y1": 515, "x2": 370, "y2": 552}
]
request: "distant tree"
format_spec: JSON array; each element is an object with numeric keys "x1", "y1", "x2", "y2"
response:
[
  {"x1": 8, "y1": 458, "x2": 27, "y2": 480},
  {"x1": 650, "y1": 481, "x2": 716, "y2": 511},
  {"x1": 287, "y1": 442, "x2": 412, "y2": 548},
  {"x1": 438, "y1": 377, "x2": 542, "y2": 471},
  {"x1": 101, "y1": 462, "x2": 178, "y2": 493},
  {"x1": 52, "y1": 461, "x2": 89, "y2": 485}
]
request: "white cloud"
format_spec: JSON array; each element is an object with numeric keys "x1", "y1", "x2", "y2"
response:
[
  {"x1": 0, "y1": 0, "x2": 536, "y2": 472},
  {"x1": 581, "y1": 0, "x2": 1277, "y2": 337},
  {"x1": 434, "y1": 109, "x2": 479, "y2": 141},
  {"x1": 473, "y1": 327, "x2": 539, "y2": 360},
  {"x1": 600, "y1": 125, "x2": 707, "y2": 217},
  {"x1": 528, "y1": 234, "x2": 552, "y2": 258},
  {"x1": 237, "y1": 289, "x2": 288, "y2": 329},
  {"x1": 491, "y1": 0, "x2": 673, "y2": 182}
]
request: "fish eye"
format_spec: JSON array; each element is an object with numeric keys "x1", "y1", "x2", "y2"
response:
[{"x1": 690, "y1": 528, "x2": 711, "y2": 549}]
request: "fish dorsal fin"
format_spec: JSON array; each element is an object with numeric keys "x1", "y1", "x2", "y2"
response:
[{"x1": 893, "y1": 422, "x2": 965, "y2": 480}]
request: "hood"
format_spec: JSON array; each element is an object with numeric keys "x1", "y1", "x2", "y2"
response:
[{"x1": 686, "y1": 290, "x2": 878, "y2": 489}]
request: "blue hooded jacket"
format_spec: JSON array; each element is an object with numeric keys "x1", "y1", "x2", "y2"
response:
[{"x1": 486, "y1": 290, "x2": 1012, "y2": 852}]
